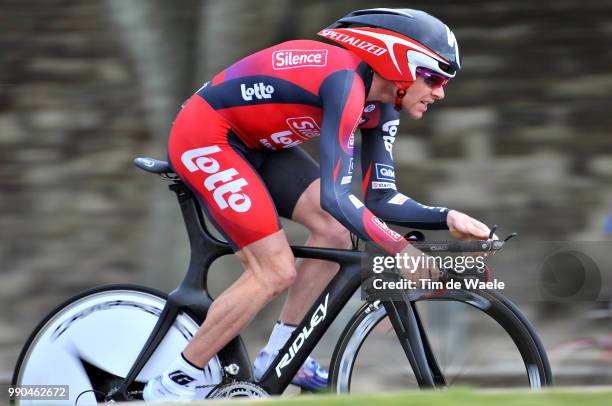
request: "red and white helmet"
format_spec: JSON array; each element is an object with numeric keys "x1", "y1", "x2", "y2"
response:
[{"x1": 318, "y1": 8, "x2": 460, "y2": 89}]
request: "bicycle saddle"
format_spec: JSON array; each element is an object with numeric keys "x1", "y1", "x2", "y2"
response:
[{"x1": 133, "y1": 157, "x2": 174, "y2": 175}]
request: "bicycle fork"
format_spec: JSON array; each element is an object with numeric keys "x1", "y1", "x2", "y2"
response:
[{"x1": 383, "y1": 299, "x2": 446, "y2": 388}]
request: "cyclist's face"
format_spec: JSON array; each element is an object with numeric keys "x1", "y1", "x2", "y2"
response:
[{"x1": 401, "y1": 76, "x2": 445, "y2": 120}]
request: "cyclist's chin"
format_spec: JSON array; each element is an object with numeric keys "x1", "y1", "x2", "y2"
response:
[
  {"x1": 406, "y1": 108, "x2": 424, "y2": 120},
  {"x1": 403, "y1": 102, "x2": 427, "y2": 120}
]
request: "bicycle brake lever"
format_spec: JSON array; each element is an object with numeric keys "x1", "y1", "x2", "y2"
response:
[{"x1": 488, "y1": 225, "x2": 498, "y2": 240}]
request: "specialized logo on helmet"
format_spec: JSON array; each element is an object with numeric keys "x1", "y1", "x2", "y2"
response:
[
  {"x1": 181, "y1": 146, "x2": 251, "y2": 213},
  {"x1": 241, "y1": 82, "x2": 274, "y2": 101},
  {"x1": 272, "y1": 49, "x2": 328, "y2": 70},
  {"x1": 375, "y1": 163, "x2": 395, "y2": 182},
  {"x1": 318, "y1": 29, "x2": 387, "y2": 56}
]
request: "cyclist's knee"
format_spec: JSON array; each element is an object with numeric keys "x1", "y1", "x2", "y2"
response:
[
  {"x1": 267, "y1": 257, "x2": 297, "y2": 292},
  {"x1": 238, "y1": 240, "x2": 297, "y2": 295}
]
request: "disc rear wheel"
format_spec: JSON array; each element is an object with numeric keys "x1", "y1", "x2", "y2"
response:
[{"x1": 11, "y1": 284, "x2": 223, "y2": 405}]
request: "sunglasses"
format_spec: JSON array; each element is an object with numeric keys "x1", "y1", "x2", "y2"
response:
[{"x1": 416, "y1": 67, "x2": 449, "y2": 89}]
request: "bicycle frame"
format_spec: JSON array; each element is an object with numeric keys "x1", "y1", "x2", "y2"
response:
[{"x1": 111, "y1": 179, "x2": 441, "y2": 399}]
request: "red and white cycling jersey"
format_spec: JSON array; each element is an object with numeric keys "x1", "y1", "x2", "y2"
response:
[{"x1": 168, "y1": 40, "x2": 448, "y2": 252}]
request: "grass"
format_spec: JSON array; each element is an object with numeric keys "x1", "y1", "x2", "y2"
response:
[{"x1": 200, "y1": 387, "x2": 612, "y2": 406}]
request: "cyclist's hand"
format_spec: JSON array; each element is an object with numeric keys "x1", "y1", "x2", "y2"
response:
[
  {"x1": 446, "y1": 210, "x2": 498, "y2": 241},
  {"x1": 398, "y1": 243, "x2": 442, "y2": 282}
]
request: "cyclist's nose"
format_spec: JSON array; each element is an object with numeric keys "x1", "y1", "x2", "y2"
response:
[{"x1": 432, "y1": 86, "x2": 445, "y2": 100}]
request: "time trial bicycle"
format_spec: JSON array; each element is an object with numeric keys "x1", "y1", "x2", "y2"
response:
[{"x1": 12, "y1": 157, "x2": 552, "y2": 404}]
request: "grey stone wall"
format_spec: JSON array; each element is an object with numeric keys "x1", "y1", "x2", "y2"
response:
[
  {"x1": 0, "y1": 0, "x2": 153, "y2": 374},
  {"x1": 1, "y1": 0, "x2": 611, "y2": 382}
]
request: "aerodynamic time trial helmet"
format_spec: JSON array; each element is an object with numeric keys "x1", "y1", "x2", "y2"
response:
[{"x1": 318, "y1": 8, "x2": 461, "y2": 108}]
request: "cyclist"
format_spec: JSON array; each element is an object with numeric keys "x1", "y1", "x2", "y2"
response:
[{"x1": 144, "y1": 8, "x2": 494, "y2": 401}]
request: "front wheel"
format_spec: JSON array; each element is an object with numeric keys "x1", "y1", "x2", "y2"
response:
[
  {"x1": 11, "y1": 284, "x2": 224, "y2": 405},
  {"x1": 329, "y1": 289, "x2": 552, "y2": 393}
]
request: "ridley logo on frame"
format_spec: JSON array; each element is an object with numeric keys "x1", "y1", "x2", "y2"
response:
[{"x1": 275, "y1": 293, "x2": 330, "y2": 377}]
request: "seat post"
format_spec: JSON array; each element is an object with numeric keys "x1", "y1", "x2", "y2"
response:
[{"x1": 167, "y1": 182, "x2": 232, "y2": 306}]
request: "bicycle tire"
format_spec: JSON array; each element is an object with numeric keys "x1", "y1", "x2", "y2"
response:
[
  {"x1": 329, "y1": 289, "x2": 552, "y2": 393},
  {"x1": 11, "y1": 284, "x2": 224, "y2": 405}
]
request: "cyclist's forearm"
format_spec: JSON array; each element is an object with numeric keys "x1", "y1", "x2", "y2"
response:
[{"x1": 365, "y1": 191, "x2": 449, "y2": 230}]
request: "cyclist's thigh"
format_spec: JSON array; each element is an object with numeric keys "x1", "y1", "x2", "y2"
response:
[
  {"x1": 257, "y1": 146, "x2": 320, "y2": 219},
  {"x1": 167, "y1": 96, "x2": 282, "y2": 251}
]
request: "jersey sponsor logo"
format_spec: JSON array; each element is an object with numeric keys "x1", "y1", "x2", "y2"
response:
[
  {"x1": 259, "y1": 139, "x2": 274, "y2": 149},
  {"x1": 388, "y1": 193, "x2": 410, "y2": 205},
  {"x1": 382, "y1": 120, "x2": 399, "y2": 136},
  {"x1": 364, "y1": 104, "x2": 376, "y2": 113},
  {"x1": 347, "y1": 133, "x2": 355, "y2": 150},
  {"x1": 382, "y1": 119, "x2": 399, "y2": 157},
  {"x1": 269, "y1": 130, "x2": 302, "y2": 148},
  {"x1": 276, "y1": 293, "x2": 329, "y2": 377},
  {"x1": 341, "y1": 176, "x2": 352, "y2": 185},
  {"x1": 372, "y1": 181, "x2": 396, "y2": 190},
  {"x1": 375, "y1": 163, "x2": 395, "y2": 182},
  {"x1": 318, "y1": 29, "x2": 387, "y2": 56},
  {"x1": 240, "y1": 82, "x2": 274, "y2": 101},
  {"x1": 286, "y1": 116, "x2": 320, "y2": 140},
  {"x1": 272, "y1": 49, "x2": 328, "y2": 70},
  {"x1": 348, "y1": 194, "x2": 364, "y2": 209},
  {"x1": 181, "y1": 146, "x2": 252, "y2": 213},
  {"x1": 348, "y1": 157, "x2": 354, "y2": 175},
  {"x1": 371, "y1": 216, "x2": 404, "y2": 242}
]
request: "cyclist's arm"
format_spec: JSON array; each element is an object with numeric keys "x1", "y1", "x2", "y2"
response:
[
  {"x1": 318, "y1": 71, "x2": 407, "y2": 254},
  {"x1": 360, "y1": 103, "x2": 449, "y2": 230}
]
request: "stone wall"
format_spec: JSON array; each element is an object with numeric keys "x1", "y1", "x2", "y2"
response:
[{"x1": 0, "y1": 0, "x2": 153, "y2": 374}]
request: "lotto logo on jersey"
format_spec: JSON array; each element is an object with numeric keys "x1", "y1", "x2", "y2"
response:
[
  {"x1": 181, "y1": 146, "x2": 251, "y2": 213},
  {"x1": 272, "y1": 49, "x2": 328, "y2": 70},
  {"x1": 371, "y1": 216, "x2": 404, "y2": 242},
  {"x1": 375, "y1": 163, "x2": 395, "y2": 182},
  {"x1": 286, "y1": 117, "x2": 320, "y2": 139},
  {"x1": 241, "y1": 82, "x2": 274, "y2": 101}
]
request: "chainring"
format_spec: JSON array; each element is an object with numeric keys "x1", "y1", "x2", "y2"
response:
[{"x1": 207, "y1": 381, "x2": 269, "y2": 399}]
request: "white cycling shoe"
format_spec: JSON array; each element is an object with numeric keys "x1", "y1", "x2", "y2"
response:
[{"x1": 142, "y1": 375, "x2": 203, "y2": 403}]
